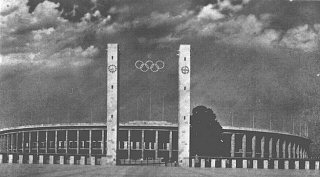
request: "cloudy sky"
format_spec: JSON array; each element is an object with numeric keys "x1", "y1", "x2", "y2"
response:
[{"x1": 0, "y1": 0, "x2": 319, "y2": 141}]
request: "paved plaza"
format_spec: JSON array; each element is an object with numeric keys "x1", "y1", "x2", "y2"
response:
[{"x1": 0, "y1": 164, "x2": 319, "y2": 177}]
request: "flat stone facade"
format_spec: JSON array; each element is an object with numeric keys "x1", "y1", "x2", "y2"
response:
[{"x1": 178, "y1": 45, "x2": 191, "y2": 167}]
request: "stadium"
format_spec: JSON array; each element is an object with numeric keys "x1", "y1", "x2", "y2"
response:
[
  {"x1": 0, "y1": 44, "x2": 319, "y2": 170},
  {"x1": 0, "y1": 121, "x2": 311, "y2": 165}
]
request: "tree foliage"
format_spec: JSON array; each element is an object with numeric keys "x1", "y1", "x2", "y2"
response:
[{"x1": 190, "y1": 105, "x2": 225, "y2": 157}]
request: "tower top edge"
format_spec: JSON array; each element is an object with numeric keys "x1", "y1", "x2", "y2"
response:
[
  {"x1": 179, "y1": 44, "x2": 190, "y2": 47},
  {"x1": 107, "y1": 43, "x2": 118, "y2": 48},
  {"x1": 179, "y1": 44, "x2": 190, "y2": 51}
]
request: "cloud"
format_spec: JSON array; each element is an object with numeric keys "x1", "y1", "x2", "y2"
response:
[
  {"x1": 175, "y1": 10, "x2": 319, "y2": 52},
  {"x1": 197, "y1": 4, "x2": 225, "y2": 20},
  {"x1": 0, "y1": 0, "x2": 65, "y2": 34},
  {"x1": 0, "y1": 45, "x2": 98, "y2": 67},
  {"x1": 280, "y1": 24, "x2": 319, "y2": 52},
  {"x1": 0, "y1": 0, "x2": 106, "y2": 68},
  {"x1": 1, "y1": 0, "x2": 320, "y2": 135},
  {"x1": 0, "y1": 0, "x2": 65, "y2": 55}
]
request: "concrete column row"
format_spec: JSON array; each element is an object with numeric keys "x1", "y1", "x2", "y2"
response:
[
  {"x1": 191, "y1": 158, "x2": 320, "y2": 170},
  {"x1": 0, "y1": 130, "x2": 107, "y2": 156},
  {"x1": 125, "y1": 130, "x2": 174, "y2": 160},
  {"x1": 230, "y1": 133, "x2": 308, "y2": 159},
  {"x1": 0, "y1": 154, "x2": 104, "y2": 165}
]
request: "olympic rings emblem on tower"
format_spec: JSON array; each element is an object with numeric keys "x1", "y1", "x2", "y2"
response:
[{"x1": 135, "y1": 60, "x2": 165, "y2": 72}]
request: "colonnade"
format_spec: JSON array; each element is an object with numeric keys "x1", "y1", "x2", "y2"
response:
[
  {"x1": 229, "y1": 133, "x2": 309, "y2": 159},
  {"x1": 0, "y1": 127, "x2": 179, "y2": 164},
  {"x1": 0, "y1": 129, "x2": 106, "y2": 155},
  {"x1": 0, "y1": 125, "x2": 312, "y2": 167},
  {"x1": 118, "y1": 129, "x2": 178, "y2": 162}
]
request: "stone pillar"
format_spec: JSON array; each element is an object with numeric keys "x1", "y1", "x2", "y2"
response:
[
  {"x1": 101, "y1": 130, "x2": 105, "y2": 155},
  {"x1": 8, "y1": 154, "x2": 13, "y2": 163},
  {"x1": 263, "y1": 160, "x2": 268, "y2": 169},
  {"x1": 10, "y1": 134, "x2": 13, "y2": 152},
  {"x1": 65, "y1": 130, "x2": 68, "y2": 154},
  {"x1": 295, "y1": 160, "x2": 299, "y2": 169},
  {"x1": 306, "y1": 150, "x2": 309, "y2": 159},
  {"x1": 141, "y1": 130, "x2": 144, "y2": 160},
  {"x1": 29, "y1": 132, "x2": 31, "y2": 153},
  {"x1": 45, "y1": 131, "x2": 48, "y2": 154},
  {"x1": 282, "y1": 141, "x2": 286, "y2": 158},
  {"x1": 253, "y1": 160, "x2": 258, "y2": 169},
  {"x1": 155, "y1": 130, "x2": 158, "y2": 159},
  {"x1": 127, "y1": 130, "x2": 131, "y2": 159},
  {"x1": 200, "y1": 159, "x2": 205, "y2": 168},
  {"x1": 36, "y1": 131, "x2": 39, "y2": 154},
  {"x1": 221, "y1": 159, "x2": 227, "y2": 168},
  {"x1": 191, "y1": 159, "x2": 195, "y2": 167},
  {"x1": 1, "y1": 136, "x2": 3, "y2": 151},
  {"x1": 284, "y1": 160, "x2": 289, "y2": 169},
  {"x1": 60, "y1": 156, "x2": 64, "y2": 165},
  {"x1": 89, "y1": 130, "x2": 92, "y2": 155},
  {"x1": 269, "y1": 138, "x2": 273, "y2": 158},
  {"x1": 287, "y1": 142, "x2": 291, "y2": 159},
  {"x1": 0, "y1": 136, "x2": 2, "y2": 151},
  {"x1": 305, "y1": 161, "x2": 309, "y2": 170},
  {"x1": 29, "y1": 155, "x2": 34, "y2": 164},
  {"x1": 16, "y1": 132, "x2": 19, "y2": 152},
  {"x1": 243, "y1": 159, "x2": 247, "y2": 168},
  {"x1": 292, "y1": 144, "x2": 296, "y2": 159},
  {"x1": 231, "y1": 133, "x2": 235, "y2": 157},
  {"x1": 315, "y1": 161, "x2": 319, "y2": 170},
  {"x1": 232, "y1": 159, "x2": 236, "y2": 168},
  {"x1": 55, "y1": 130, "x2": 58, "y2": 154},
  {"x1": 16, "y1": 133, "x2": 18, "y2": 152},
  {"x1": 49, "y1": 155, "x2": 54, "y2": 164},
  {"x1": 274, "y1": 160, "x2": 278, "y2": 169},
  {"x1": 0, "y1": 154, "x2": 3, "y2": 164},
  {"x1": 6, "y1": 134, "x2": 9, "y2": 152},
  {"x1": 18, "y1": 155, "x2": 23, "y2": 164},
  {"x1": 76, "y1": 130, "x2": 80, "y2": 154},
  {"x1": 261, "y1": 136, "x2": 265, "y2": 158},
  {"x1": 169, "y1": 131, "x2": 172, "y2": 161},
  {"x1": 7, "y1": 134, "x2": 10, "y2": 152},
  {"x1": 106, "y1": 43, "x2": 119, "y2": 165},
  {"x1": 211, "y1": 159, "x2": 215, "y2": 168},
  {"x1": 90, "y1": 156, "x2": 95, "y2": 165},
  {"x1": 69, "y1": 156, "x2": 74, "y2": 165},
  {"x1": 242, "y1": 134, "x2": 246, "y2": 158},
  {"x1": 22, "y1": 132, "x2": 25, "y2": 153},
  {"x1": 300, "y1": 148, "x2": 303, "y2": 159},
  {"x1": 296, "y1": 145, "x2": 300, "y2": 159},
  {"x1": 0, "y1": 136, "x2": 3, "y2": 152},
  {"x1": 252, "y1": 136, "x2": 256, "y2": 158},
  {"x1": 39, "y1": 155, "x2": 44, "y2": 164},
  {"x1": 178, "y1": 44, "x2": 191, "y2": 167},
  {"x1": 80, "y1": 156, "x2": 86, "y2": 165},
  {"x1": 276, "y1": 139, "x2": 280, "y2": 158}
]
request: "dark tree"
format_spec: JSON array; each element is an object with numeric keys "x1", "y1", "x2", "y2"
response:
[{"x1": 190, "y1": 106, "x2": 225, "y2": 157}]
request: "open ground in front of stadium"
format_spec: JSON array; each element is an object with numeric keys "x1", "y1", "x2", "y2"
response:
[{"x1": 0, "y1": 164, "x2": 319, "y2": 177}]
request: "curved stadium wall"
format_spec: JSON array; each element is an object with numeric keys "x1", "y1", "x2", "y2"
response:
[{"x1": 0, "y1": 121, "x2": 311, "y2": 165}]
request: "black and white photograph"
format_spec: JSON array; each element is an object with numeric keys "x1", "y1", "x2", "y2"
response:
[{"x1": 0, "y1": 0, "x2": 319, "y2": 176}]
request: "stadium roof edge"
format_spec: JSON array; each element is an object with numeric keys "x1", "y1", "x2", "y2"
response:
[{"x1": 0, "y1": 122, "x2": 310, "y2": 140}]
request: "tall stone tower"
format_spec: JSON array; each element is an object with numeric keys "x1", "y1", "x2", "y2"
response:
[
  {"x1": 178, "y1": 44, "x2": 191, "y2": 167},
  {"x1": 106, "y1": 43, "x2": 118, "y2": 165}
]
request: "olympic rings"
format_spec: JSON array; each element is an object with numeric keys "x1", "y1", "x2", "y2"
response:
[{"x1": 135, "y1": 60, "x2": 165, "y2": 72}]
